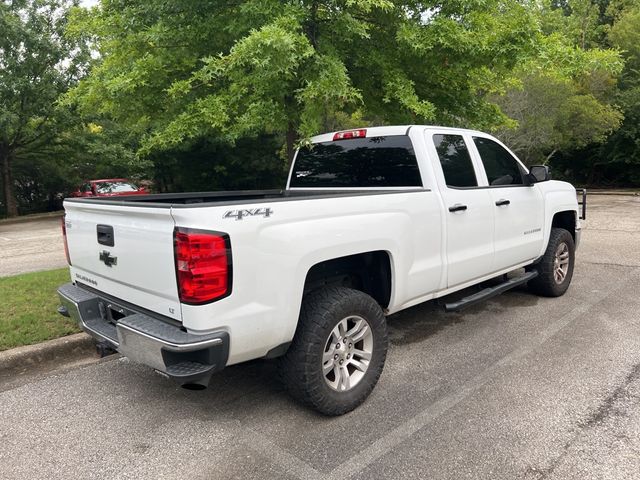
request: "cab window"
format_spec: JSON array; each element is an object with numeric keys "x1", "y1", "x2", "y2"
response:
[
  {"x1": 433, "y1": 134, "x2": 478, "y2": 188},
  {"x1": 291, "y1": 135, "x2": 422, "y2": 188},
  {"x1": 473, "y1": 137, "x2": 524, "y2": 186}
]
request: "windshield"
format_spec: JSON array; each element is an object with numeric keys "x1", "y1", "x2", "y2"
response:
[
  {"x1": 95, "y1": 182, "x2": 138, "y2": 194},
  {"x1": 290, "y1": 135, "x2": 422, "y2": 188}
]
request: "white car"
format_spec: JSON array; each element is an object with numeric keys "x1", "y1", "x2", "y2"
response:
[{"x1": 58, "y1": 125, "x2": 582, "y2": 415}]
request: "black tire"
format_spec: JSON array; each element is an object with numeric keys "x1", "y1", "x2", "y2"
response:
[
  {"x1": 279, "y1": 286, "x2": 388, "y2": 416},
  {"x1": 528, "y1": 227, "x2": 575, "y2": 297}
]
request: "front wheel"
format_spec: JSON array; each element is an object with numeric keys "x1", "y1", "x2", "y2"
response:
[
  {"x1": 279, "y1": 287, "x2": 388, "y2": 415},
  {"x1": 528, "y1": 227, "x2": 575, "y2": 297}
]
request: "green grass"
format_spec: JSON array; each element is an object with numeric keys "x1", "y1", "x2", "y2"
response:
[{"x1": 0, "y1": 268, "x2": 80, "y2": 351}]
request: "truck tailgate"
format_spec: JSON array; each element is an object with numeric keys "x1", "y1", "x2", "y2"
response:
[{"x1": 63, "y1": 201, "x2": 182, "y2": 322}]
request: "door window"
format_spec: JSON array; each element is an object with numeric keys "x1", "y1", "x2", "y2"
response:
[
  {"x1": 433, "y1": 134, "x2": 477, "y2": 188},
  {"x1": 473, "y1": 137, "x2": 524, "y2": 186}
]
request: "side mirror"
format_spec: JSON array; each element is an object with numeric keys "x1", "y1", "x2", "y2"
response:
[{"x1": 526, "y1": 165, "x2": 550, "y2": 185}]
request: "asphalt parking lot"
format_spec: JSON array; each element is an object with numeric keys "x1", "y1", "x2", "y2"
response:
[
  {"x1": 1, "y1": 194, "x2": 639, "y2": 479},
  {"x1": 0, "y1": 215, "x2": 66, "y2": 277}
]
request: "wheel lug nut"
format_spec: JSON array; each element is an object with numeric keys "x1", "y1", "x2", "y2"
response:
[
  {"x1": 334, "y1": 354, "x2": 338, "y2": 360},
  {"x1": 336, "y1": 343, "x2": 340, "y2": 348},
  {"x1": 339, "y1": 359, "x2": 344, "y2": 365},
  {"x1": 349, "y1": 343, "x2": 352, "y2": 348}
]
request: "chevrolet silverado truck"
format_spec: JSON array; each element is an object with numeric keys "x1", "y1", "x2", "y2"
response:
[{"x1": 57, "y1": 125, "x2": 583, "y2": 415}]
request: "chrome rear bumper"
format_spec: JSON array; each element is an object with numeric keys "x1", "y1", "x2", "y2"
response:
[{"x1": 57, "y1": 282, "x2": 229, "y2": 386}]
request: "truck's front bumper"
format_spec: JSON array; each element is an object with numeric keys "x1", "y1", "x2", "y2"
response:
[{"x1": 57, "y1": 283, "x2": 229, "y2": 386}]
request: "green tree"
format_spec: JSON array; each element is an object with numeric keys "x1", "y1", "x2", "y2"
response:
[
  {"x1": 494, "y1": 35, "x2": 623, "y2": 164},
  {"x1": 541, "y1": 0, "x2": 640, "y2": 186},
  {"x1": 0, "y1": 0, "x2": 89, "y2": 216},
  {"x1": 69, "y1": 0, "x2": 540, "y2": 163},
  {"x1": 491, "y1": 0, "x2": 626, "y2": 171},
  {"x1": 597, "y1": 2, "x2": 640, "y2": 184},
  {"x1": 541, "y1": 0, "x2": 609, "y2": 48}
]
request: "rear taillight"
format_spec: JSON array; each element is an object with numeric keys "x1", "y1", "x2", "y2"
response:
[
  {"x1": 61, "y1": 216, "x2": 71, "y2": 265},
  {"x1": 174, "y1": 227, "x2": 232, "y2": 304},
  {"x1": 333, "y1": 129, "x2": 367, "y2": 140}
]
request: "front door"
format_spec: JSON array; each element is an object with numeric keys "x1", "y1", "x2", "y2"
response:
[{"x1": 470, "y1": 136, "x2": 544, "y2": 271}]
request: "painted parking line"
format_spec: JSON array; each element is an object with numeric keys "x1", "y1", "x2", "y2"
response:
[
  {"x1": 235, "y1": 266, "x2": 639, "y2": 480},
  {"x1": 324, "y1": 267, "x2": 640, "y2": 480}
]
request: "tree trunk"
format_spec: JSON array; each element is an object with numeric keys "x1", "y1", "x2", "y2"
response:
[
  {"x1": 545, "y1": 149, "x2": 557, "y2": 165},
  {"x1": 0, "y1": 145, "x2": 18, "y2": 217}
]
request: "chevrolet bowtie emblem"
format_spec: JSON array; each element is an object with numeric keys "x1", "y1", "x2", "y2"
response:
[{"x1": 99, "y1": 250, "x2": 118, "y2": 267}]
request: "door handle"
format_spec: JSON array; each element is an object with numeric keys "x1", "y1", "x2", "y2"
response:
[
  {"x1": 495, "y1": 199, "x2": 511, "y2": 206},
  {"x1": 448, "y1": 203, "x2": 468, "y2": 212}
]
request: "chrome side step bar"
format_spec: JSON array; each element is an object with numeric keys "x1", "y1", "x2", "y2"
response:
[{"x1": 444, "y1": 271, "x2": 538, "y2": 312}]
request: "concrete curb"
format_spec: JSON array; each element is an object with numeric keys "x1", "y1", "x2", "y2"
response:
[
  {"x1": 581, "y1": 190, "x2": 639, "y2": 196},
  {"x1": 0, "y1": 332, "x2": 98, "y2": 382},
  {"x1": 0, "y1": 210, "x2": 64, "y2": 226}
]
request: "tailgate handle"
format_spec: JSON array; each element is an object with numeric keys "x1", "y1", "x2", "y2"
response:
[{"x1": 97, "y1": 224, "x2": 115, "y2": 247}]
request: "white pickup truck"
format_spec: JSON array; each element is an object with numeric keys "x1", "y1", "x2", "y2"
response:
[{"x1": 58, "y1": 125, "x2": 582, "y2": 415}]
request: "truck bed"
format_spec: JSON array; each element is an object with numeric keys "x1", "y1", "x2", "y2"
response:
[{"x1": 64, "y1": 189, "x2": 422, "y2": 208}]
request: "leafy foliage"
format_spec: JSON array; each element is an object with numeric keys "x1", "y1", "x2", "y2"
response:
[
  {"x1": 0, "y1": 0, "x2": 91, "y2": 216},
  {"x1": 541, "y1": 0, "x2": 640, "y2": 185},
  {"x1": 69, "y1": 0, "x2": 541, "y2": 161},
  {"x1": 5, "y1": 0, "x2": 640, "y2": 217},
  {"x1": 494, "y1": 31, "x2": 624, "y2": 164}
]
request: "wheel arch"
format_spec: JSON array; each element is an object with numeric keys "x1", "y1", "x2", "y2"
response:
[
  {"x1": 534, "y1": 207, "x2": 578, "y2": 262},
  {"x1": 302, "y1": 250, "x2": 393, "y2": 310},
  {"x1": 551, "y1": 210, "x2": 577, "y2": 241}
]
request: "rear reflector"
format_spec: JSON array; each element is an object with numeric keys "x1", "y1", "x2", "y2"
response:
[
  {"x1": 174, "y1": 228, "x2": 232, "y2": 304},
  {"x1": 333, "y1": 129, "x2": 367, "y2": 141},
  {"x1": 61, "y1": 216, "x2": 71, "y2": 265}
]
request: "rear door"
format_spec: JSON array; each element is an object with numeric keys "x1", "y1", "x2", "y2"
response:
[
  {"x1": 63, "y1": 200, "x2": 181, "y2": 322},
  {"x1": 427, "y1": 131, "x2": 495, "y2": 287},
  {"x1": 469, "y1": 136, "x2": 544, "y2": 271}
]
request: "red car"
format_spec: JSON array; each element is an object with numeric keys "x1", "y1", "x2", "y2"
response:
[{"x1": 71, "y1": 179, "x2": 148, "y2": 197}]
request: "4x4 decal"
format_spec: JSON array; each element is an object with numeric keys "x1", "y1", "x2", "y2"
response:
[{"x1": 223, "y1": 207, "x2": 273, "y2": 221}]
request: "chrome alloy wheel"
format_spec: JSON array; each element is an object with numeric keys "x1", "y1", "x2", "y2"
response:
[
  {"x1": 553, "y1": 242, "x2": 570, "y2": 284},
  {"x1": 322, "y1": 315, "x2": 374, "y2": 392}
]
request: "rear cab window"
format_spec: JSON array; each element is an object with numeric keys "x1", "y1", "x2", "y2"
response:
[{"x1": 290, "y1": 135, "x2": 422, "y2": 188}]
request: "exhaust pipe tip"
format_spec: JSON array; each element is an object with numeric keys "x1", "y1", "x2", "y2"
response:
[{"x1": 181, "y1": 382, "x2": 208, "y2": 391}]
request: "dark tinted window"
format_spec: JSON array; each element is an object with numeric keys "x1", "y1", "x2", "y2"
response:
[
  {"x1": 290, "y1": 135, "x2": 422, "y2": 188},
  {"x1": 433, "y1": 134, "x2": 477, "y2": 187},
  {"x1": 473, "y1": 137, "x2": 524, "y2": 186}
]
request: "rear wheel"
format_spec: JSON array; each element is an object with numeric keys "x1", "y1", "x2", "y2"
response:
[
  {"x1": 528, "y1": 227, "x2": 575, "y2": 297},
  {"x1": 279, "y1": 287, "x2": 388, "y2": 415}
]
